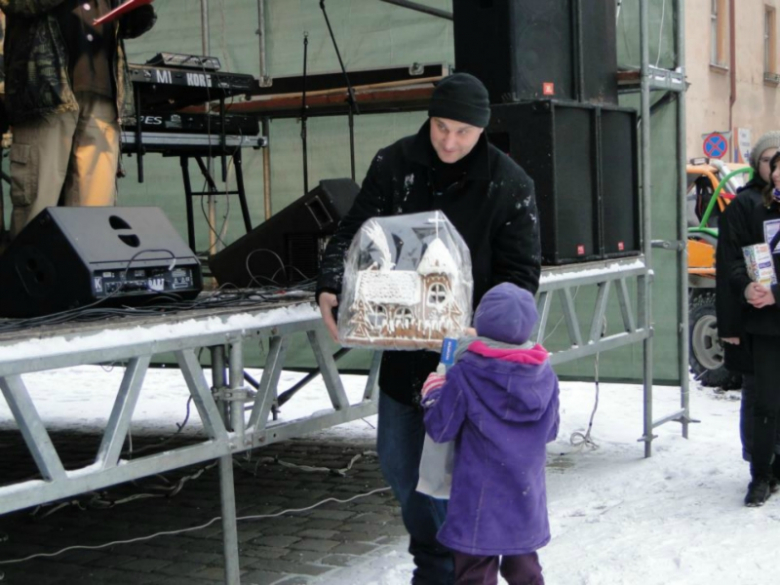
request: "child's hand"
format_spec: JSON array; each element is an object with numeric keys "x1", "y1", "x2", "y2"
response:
[{"x1": 422, "y1": 372, "x2": 446, "y2": 397}]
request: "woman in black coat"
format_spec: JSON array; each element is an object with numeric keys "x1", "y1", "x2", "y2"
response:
[{"x1": 721, "y1": 150, "x2": 780, "y2": 506}]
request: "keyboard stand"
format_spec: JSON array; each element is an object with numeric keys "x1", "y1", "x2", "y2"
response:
[
  {"x1": 121, "y1": 131, "x2": 264, "y2": 253},
  {"x1": 181, "y1": 150, "x2": 253, "y2": 253}
]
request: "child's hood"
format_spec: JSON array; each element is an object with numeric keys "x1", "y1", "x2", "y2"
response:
[{"x1": 455, "y1": 340, "x2": 557, "y2": 423}]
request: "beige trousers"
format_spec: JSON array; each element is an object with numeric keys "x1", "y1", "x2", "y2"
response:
[{"x1": 9, "y1": 92, "x2": 119, "y2": 238}]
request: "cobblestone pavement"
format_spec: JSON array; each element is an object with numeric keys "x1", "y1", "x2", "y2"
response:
[{"x1": 0, "y1": 430, "x2": 407, "y2": 585}]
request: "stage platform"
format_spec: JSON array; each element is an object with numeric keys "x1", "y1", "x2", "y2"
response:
[
  {"x1": 0, "y1": 256, "x2": 659, "y2": 516},
  {"x1": 0, "y1": 256, "x2": 680, "y2": 584},
  {"x1": 0, "y1": 292, "x2": 381, "y2": 585}
]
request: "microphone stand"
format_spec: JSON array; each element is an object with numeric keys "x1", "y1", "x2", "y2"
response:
[
  {"x1": 319, "y1": 0, "x2": 359, "y2": 182},
  {"x1": 301, "y1": 31, "x2": 310, "y2": 196}
]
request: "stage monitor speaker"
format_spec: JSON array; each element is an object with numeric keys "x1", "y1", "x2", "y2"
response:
[
  {"x1": 452, "y1": 0, "x2": 618, "y2": 106},
  {"x1": 0, "y1": 206, "x2": 202, "y2": 318},
  {"x1": 488, "y1": 101, "x2": 639, "y2": 265},
  {"x1": 209, "y1": 178, "x2": 360, "y2": 287}
]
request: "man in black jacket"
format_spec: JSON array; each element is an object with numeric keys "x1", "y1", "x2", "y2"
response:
[{"x1": 317, "y1": 73, "x2": 541, "y2": 584}]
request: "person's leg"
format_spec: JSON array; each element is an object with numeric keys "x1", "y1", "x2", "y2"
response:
[
  {"x1": 499, "y1": 553, "x2": 545, "y2": 585},
  {"x1": 62, "y1": 92, "x2": 119, "y2": 208},
  {"x1": 377, "y1": 391, "x2": 453, "y2": 585},
  {"x1": 453, "y1": 553, "x2": 499, "y2": 585},
  {"x1": 746, "y1": 335, "x2": 780, "y2": 506},
  {"x1": 740, "y1": 373, "x2": 756, "y2": 462},
  {"x1": 9, "y1": 110, "x2": 78, "y2": 238}
]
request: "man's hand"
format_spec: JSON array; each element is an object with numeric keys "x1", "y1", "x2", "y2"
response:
[
  {"x1": 745, "y1": 282, "x2": 775, "y2": 308},
  {"x1": 421, "y1": 372, "x2": 446, "y2": 397},
  {"x1": 464, "y1": 327, "x2": 477, "y2": 337},
  {"x1": 721, "y1": 337, "x2": 740, "y2": 345},
  {"x1": 118, "y1": 4, "x2": 157, "y2": 39},
  {"x1": 318, "y1": 292, "x2": 340, "y2": 342}
]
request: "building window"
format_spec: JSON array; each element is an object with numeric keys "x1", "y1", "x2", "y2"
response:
[
  {"x1": 710, "y1": 0, "x2": 728, "y2": 68},
  {"x1": 765, "y1": 6, "x2": 778, "y2": 81}
]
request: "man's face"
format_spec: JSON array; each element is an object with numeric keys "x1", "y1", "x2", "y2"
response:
[
  {"x1": 429, "y1": 117, "x2": 484, "y2": 164},
  {"x1": 758, "y1": 147, "x2": 778, "y2": 183}
]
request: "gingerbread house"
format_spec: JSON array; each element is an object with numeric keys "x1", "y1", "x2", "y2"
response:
[{"x1": 343, "y1": 236, "x2": 465, "y2": 349}]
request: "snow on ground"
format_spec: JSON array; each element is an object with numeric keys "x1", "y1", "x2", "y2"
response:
[{"x1": 0, "y1": 366, "x2": 774, "y2": 584}]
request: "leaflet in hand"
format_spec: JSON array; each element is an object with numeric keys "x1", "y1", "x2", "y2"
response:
[{"x1": 743, "y1": 243, "x2": 777, "y2": 286}]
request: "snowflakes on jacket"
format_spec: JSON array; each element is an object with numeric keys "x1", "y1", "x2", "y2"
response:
[{"x1": 317, "y1": 119, "x2": 541, "y2": 404}]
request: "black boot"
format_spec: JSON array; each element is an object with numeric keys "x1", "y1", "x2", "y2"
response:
[
  {"x1": 745, "y1": 477, "x2": 772, "y2": 507},
  {"x1": 772, "y1": 456, "x2": 780, "y2": 493}
]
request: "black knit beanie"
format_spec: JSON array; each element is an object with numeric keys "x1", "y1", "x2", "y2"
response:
[{"x1": 428, "y1": 73, "x2": 491, "y2": 128}]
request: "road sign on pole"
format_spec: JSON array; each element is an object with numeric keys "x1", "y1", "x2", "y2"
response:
[{"x1": 703, "y1": 132, "x2": 728, "y2": 159}]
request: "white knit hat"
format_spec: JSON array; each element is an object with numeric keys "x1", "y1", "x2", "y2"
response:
[{"x1": 749, "y1": 131, "x2": 780, "y2": 170}]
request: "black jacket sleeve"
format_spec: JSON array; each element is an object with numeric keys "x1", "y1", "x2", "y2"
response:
[
  {"x1": 491, "y1": 174, "x2": 542, "y2": 295},
  {"x1": 0, "y1": 0, "x2": 66, "y2": 17},
  {"x1": 316, "y1": 150, "x2": 390, "y2": 298},
  {"x1": 715, "y1": 202, "x2": 743, "y2": 337},
  {"x1": 119, "y1": 4, "x2": 156, "y2": 39},
  {"x1": 724, "y1": 196, "x2": 754, "y2": 301}
]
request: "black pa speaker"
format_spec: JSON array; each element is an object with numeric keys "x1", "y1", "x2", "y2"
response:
[
  {"x1": 452, "y1": 0, "x2": 618, "y2": 106},
  {"x1": 488, "y1": 101, "x2": 639, "y2": 265},
  {"x1": 600, "y1": 109, "x2": 641, "y2": 257},
  {"x1": 0, "y1": 207, "x2": 202, "y2": 318},
  {"x1": 209, "y1": 178, "x2": 360, "y2": 287}
]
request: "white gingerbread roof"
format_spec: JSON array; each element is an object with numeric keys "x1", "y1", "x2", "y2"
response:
[
  {"x1": 417, "y1": 238, "x2": 458, "y2": 276},
  {"x1": 356, "y1": 270, "x2": 421, "y2": 304}
]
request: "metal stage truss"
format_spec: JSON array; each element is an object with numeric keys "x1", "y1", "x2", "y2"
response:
[{"x1": 0, "y1": 251, "x2": 683, "y2": 583}]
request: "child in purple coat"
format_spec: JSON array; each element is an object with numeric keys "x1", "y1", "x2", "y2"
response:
[{"x1": 421, "y1": 282, "x2": 559, "y2": 585}]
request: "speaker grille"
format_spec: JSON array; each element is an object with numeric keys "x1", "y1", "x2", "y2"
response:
[
  {"x1": 488, "y1": 101, "x2": 639, "y2": 265},
  {"x1": 453, "y1": 0, "x2": 617, "y2": 105}
]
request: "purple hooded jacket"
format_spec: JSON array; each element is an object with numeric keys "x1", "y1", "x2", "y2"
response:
[{"x1": 422, "y1": 283, "x2": 560, "y2": 556}]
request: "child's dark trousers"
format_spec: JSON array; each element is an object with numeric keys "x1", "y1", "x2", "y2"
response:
[{"x1": 453, "y1": 551, "x2": 544, "y2": 585}]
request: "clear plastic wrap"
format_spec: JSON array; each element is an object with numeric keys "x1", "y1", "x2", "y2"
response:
[{"x1": 338, "y1": 211, "x2": 473, "y2": 350}]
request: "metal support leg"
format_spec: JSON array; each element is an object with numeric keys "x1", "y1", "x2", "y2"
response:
[
  {"x1": 0, "y1": 376, "x2": 66, "y2": 481},
  {"x1": 134, "y1": 85, "x2": 145, "y2": 183},
  {"x1": 639, "y1": 272, "x2": 655, "y2": 458},
  {"x1": 640, "y1": 0, "x2": 655, "y2": 458},
  {"x1": 228, "y1": 340, "x2": 246, "y2": 440},
  {"x1": 363, "y1": 350, "x2": 383, "y2": 401},
  {"x1": 195, "y1": 156, "x2": 221, "y2": 192},
  {"x1": 219, "y1": 97, "x2": 228, "y2": 182},
  {"x1": 248, "y1": 335, "x2": 289, "y2": 430},
  {"x1": 219, "y1": 454, "x2": 240, "y2": 585},
  {"x1": 233, "y1": 149, "x2": 253, "y2": 233},
  {"x1": 96, "y1": 356, "x2": 151, "y2": 469},
  {"x1": 211, "y1": 346, "x2": 229, "y2": 428},
  {"x1": 181, "y1": 156, "x2": 196, "y2": 252},
  {"x1": 307, "y1": 329, "x2": 349, "y2": 410}
]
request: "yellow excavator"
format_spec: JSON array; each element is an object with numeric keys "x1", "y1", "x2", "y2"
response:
[{"x1": 687, "y1": 160, "x2": 752, "y2": 389}]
